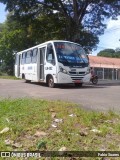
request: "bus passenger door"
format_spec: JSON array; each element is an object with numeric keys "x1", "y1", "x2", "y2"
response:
[
  {"x1": 38, "y1": 47, "x2": 46, "y2": 80},
  {"x1": 45, "y1": 43, "x2": 57, "y2": 83}
]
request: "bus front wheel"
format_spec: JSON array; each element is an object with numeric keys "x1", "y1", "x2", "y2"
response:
[{"x1": 47, "y1": 76, "x2": 55, "y2": 88}]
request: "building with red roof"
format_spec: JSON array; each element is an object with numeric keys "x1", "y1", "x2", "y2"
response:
[{"x1": 89, "y1": 56, "x2": 120, "y2": 80}]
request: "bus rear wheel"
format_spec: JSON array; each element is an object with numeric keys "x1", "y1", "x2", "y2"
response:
[
  {"x1": 25, "y1": 80, "x2": 31, "y2": 83},
  {"x1": 22, "y1": 74, "x2": 31, "y2": 83},
  {"x1": 47, "y1": 76, "x2": 55, "y2": 88}
]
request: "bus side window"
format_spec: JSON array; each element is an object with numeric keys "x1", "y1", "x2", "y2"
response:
[
  {"x1": 15, "y1": 54, "x2": 17, "y2": 64},
  {"x1": 20, "y1": 54, "x2": 22, "y2": 64},
  {"x1": 46, "y1": 43, "x2": 55, "y2": 65},
  {"x1": 32, "y1": 48, "x2": 38, "y2": 63},
  {"x1": 26, "y1": 50, "x2": 32, "y2": 64},
  {"x1": 21, "y1": 52, "x2": 26, "y2": 64}
]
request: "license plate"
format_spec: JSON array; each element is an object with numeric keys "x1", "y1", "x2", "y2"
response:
[{"x1": 74, "y1": 80, "x2": 81, "y2": 83}]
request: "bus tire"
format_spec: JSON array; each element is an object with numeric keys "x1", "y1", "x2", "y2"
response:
[
  {"x1": 22, "y1": 74, "x2": 31, "y2": 83},
  {"x1": 25, "y1": 80, "x2": 31, "y2": 83},
  {"x1": 47, "y1": 76, "x2": 55, "y2": 88}
]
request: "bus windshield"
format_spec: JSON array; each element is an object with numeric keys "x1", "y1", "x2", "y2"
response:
[{"x1": 54, "y1": 42, "x2": 89, "y2": 67}]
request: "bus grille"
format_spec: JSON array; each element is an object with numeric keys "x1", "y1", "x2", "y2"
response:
[{"x1": 69, "y1": 71, "x2": 85, "y2": 81}]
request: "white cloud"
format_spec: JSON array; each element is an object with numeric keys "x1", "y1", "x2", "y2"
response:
[
  {"x1": 107, "y1": 16, "x2": 120, "y2": 29},
  {"x1": 93, "y1": 16, "x2": 120, "y2": 55}
]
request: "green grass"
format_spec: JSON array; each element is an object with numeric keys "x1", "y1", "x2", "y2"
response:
[
  {"x1": 0, "y1": 75, "x2": 19, "y2": 80},
  {"x1": 0, "y1": 98, "x2": 120, "y2": 160}
]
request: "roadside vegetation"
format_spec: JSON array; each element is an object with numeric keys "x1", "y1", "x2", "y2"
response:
[
  {"x1": 0, "y1": 75, "x2": 19, "y2": 80},
  {"x1": 0, "y1": 72, "x2": 19, "y2": 80},
  {"x1": 0, "y1": 98, "x2": 120, "y2": 160}
]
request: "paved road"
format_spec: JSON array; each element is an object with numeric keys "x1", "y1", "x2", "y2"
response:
[{"x1": 0, "y1": 79, "x2": 120, "y2": 112}]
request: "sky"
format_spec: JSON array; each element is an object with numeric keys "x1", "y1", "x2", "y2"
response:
[
  {"x1": 0, "y1": 3, "x2": 7, "y2": 23},
  {"x1": 0, "y1": 3, "x2": 120, "y2": 56},
  {"x1": 93, "y1": 16, "x2": 120, "y2": 55}
]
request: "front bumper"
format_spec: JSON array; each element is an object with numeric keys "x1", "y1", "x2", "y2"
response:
[{"x1": 57, "y1": 72, "x2": 91, "y2": 84}]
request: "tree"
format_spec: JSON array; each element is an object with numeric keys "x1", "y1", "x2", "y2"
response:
[
  {"x1": 115, "y1": 48, "x2": 120, "y2": 52},
  {"x1": 0, "y1": 1, "x2": 120, "y2": 74},
  {"x1": 0, "y1": 14, "x2": 34, "y2": 75},
  {"x1": 0, "y1": 23, "x2": 4, "y2": 32},
  {"x1": 97, "y1": 49, "x2": 120, "y2": 58},
  {"x1": 0, "y1": 0, "x2": 120, "y2": 50},
  {"x1": 0, "y1": 11, "x2": 67, "y2": 75}
]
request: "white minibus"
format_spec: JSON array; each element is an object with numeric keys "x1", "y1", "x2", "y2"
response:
[{"x1": 15, "y1": 40, "x2": 91, "y2": 87}]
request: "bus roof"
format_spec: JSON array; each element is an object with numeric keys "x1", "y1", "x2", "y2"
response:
[{"x1": 16, "y1": 40, "x2": 81, "y2": 54}]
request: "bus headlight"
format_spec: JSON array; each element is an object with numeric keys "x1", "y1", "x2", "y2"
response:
[{"x1": 59, "y1": 66, "x2": 68, "y2": 74}]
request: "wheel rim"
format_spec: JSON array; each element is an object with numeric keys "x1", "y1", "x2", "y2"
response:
[{"x1": 49, "y1": 78, "x2": 54, "y2": 87}]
